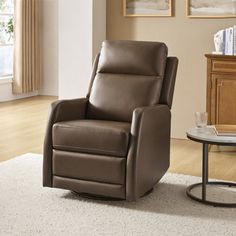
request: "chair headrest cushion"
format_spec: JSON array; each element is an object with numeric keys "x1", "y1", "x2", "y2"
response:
[{"x1": 97, "y1": 40, "x2": 168, "y2": 76}]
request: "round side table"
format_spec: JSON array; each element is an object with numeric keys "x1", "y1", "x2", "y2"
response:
[{"x1": 186, "y1": 126, "x2": 236, "y2": 208}]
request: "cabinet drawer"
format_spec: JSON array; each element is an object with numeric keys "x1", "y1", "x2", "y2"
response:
[{"x1": 212, "y1": 60, "x2": 236, "y2": 73}]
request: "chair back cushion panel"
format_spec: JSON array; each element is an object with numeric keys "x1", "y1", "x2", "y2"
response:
[
  {"x1": 87, "y1": 40, "x2": 168, "y2": 122},
  {"x1": 87, "y1": 73, "x2": 162, "y2": 122},
  {"x1": 97, "y1": 40, "x2": 167, "y2": 76}
]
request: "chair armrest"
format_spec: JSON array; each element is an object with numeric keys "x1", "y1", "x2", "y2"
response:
[
  {"x1": 43, "y1": 98, "x2": 88, "y2": 187},
  {"x1": 126, "y1": 104, "x2": 171, "y2": 201},
  {"x1": 48, "y1": 98, "x2": 89, "y2": 123}
]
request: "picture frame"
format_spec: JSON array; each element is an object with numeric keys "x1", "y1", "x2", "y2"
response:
[
  {"x1": 123, "y1": 0, "x2": 173, "y2": 17},
  {"x1": 186, "y1": 0, "x2": 236, "y2": 18}
]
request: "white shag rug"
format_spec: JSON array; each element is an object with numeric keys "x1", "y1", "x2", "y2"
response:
[{"x1": 0, "y1": 154, "x2": 236, "y2": 236}]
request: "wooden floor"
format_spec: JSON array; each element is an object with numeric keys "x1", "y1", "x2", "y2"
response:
[
  {"x1": 1, "y1": 96, "x2": 236, "y2": 181},
  {"x1": 0, "y1": 96, "x2": 57, "y2": 162},
  {"x1": 169, "y1": 139, "x2": 236, "y2": 181}
]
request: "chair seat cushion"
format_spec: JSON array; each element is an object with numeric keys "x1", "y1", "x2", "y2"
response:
[{"x1": 52, "y1": 120, "x2": 131, "y2": 157}]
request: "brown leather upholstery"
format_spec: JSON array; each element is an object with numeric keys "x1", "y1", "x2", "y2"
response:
[
  {"x1": 160, "y1": 57, "x2": 178, "y2": 108},
  {"x1": 88, "y1": 73, "x2": 162, "y2": 122},
  {"x1": 53, "y1": 176, "x2": 125, "y2": 199},
  {"x1": 126, "y1": 105, "x2": 171, "y2": 199},
  {"x1": 53, "y1": 120, "x2": 130, "y2": 157},
  {"x1": 43, "y1": 40, "x2": 178, "y2": 201},
  {"x1": 87, "y1": 40, "x2": 167, "y2": 122},
  {"x1": 53, "y1": 150, "x2": 126, "y2": 184},
  {"x1": 97, "y1": 40, "x2": 167, "y2": 76},
  {"x1": 43, "y1": 98, "x2": 88, "y2": 187}
]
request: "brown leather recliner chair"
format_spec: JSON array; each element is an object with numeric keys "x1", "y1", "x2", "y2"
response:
[{"x1": 43, "y1": 40, "x2": 178, "y2": 201}]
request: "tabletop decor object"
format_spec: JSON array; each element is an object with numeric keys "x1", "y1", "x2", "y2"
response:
[
  {"x1": 214, "y1": 125, "x2": 236, "y2": 136},
  {"x1": 195, "y1": 111, "x2": 208, "y2": 129},
  {"x1": 213, "y1": 26, "x2": 236, "y2": 55}
]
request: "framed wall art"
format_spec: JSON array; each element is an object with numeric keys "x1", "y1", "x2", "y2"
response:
[
  {"x1": 123, "y1": 0, "x2": 173, "y2": 17},
  {"x1": 187, "y1": 0, "x2": 236, "y2": 18}
]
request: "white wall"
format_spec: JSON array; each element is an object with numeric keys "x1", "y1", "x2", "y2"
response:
[
  {"x1": 58, "y1": 0, "x2": 106, "y2": 99},
  {"x1": 40, "y1": 0, "x2": 58, "y2": 96},
  {"x1": 0, "y1": 79, "x2": 38, "y2": 102},
  {"x1": 92, "y1": 1, "x2": 107, "y2": 60}
]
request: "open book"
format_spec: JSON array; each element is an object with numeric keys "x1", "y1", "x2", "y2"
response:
[{"x1": 214, "y1": 125, "x2": 236, "y2": 136}]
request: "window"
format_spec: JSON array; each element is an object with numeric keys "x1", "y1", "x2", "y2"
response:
[{"x1": 0, "y1": 0, "x2": 14, "y2": 78}]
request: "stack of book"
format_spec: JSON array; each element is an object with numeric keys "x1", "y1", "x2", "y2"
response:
[
  {"x1": 213, "y1": 26, "x2": 236, "y2": 55},
  {"x1": 214, "y1": 125, "x2": 236, "y2": 136}
]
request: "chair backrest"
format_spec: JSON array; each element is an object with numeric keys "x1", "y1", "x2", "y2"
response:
[
  {"x1": 160, "y1": 57, "x2": 178, "y2": 109},
  {"x1": 87, "y1": 40, "x2": 169, "y2": 122}
]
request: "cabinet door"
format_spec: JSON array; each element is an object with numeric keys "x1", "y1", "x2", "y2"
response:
[{"x1": 214, "y1": 75, "x2": 236, "y2": 124}]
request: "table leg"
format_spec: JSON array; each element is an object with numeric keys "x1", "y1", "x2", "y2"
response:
[{"x1": 202, "y1": 143, "x2": 209, "y2": 201}]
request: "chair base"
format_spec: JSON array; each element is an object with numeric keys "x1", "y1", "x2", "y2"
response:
[
  {"x1": 73, "y1": 188, "x2": 154, "y2": 201},
  {"x1": 72, "y1": 191, "x2": 124, "y2": 201}
]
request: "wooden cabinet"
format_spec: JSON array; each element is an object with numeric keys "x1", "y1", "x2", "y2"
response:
[{"x1": 206, "y1": 54, "x2": 236, "y2": 125}]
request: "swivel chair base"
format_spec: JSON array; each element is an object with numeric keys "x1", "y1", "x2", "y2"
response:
[{"x1": 72, "y1": 188, "x2": 154, "y2": 201}]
